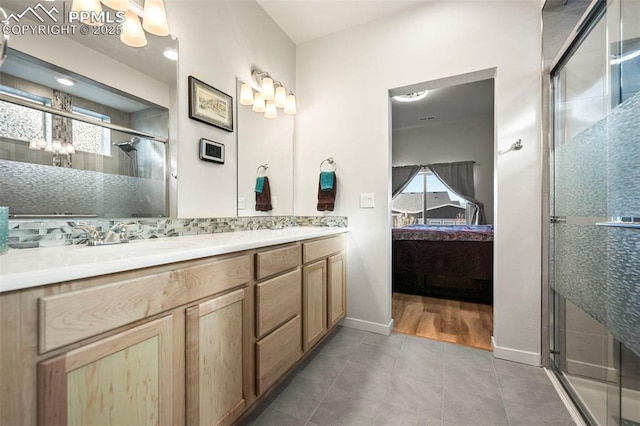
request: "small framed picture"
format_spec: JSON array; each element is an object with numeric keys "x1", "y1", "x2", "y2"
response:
[
  {"x1": 188, "y1": 76, "x2": 234, "y2": 132},
  {"x1": 199, "y1": 138, "x2": 225, "y2": 164}
]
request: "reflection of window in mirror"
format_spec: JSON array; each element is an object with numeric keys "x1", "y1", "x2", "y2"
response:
[{"x1": 0, "y1": 50, "x2": 170, "y2": 219}]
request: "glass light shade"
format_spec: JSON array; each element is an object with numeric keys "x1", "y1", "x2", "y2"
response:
[
  {"x1": 37, "y1": 139, "x2": 47, "y2": 149},
  {"x1": 100, "y1": 0, "x2": 129, "y2": 10},
  {"x1": 120, "y1": 10, "x2": 147, "y2": 47},
  {"x1": 284, "y1": 94, "x2": 297, "y2": 115},
  {"x1": 274, "y1": 86, "x2": 287, "y2": 108},
  {"x1": 142, "y1": 0, "x2": 170, "y2": 36},
  {"x1": 252, "y1": 93, "x2": 265, "y2": 113},
  {"x1": 29, "y1": 140, "x2": 38, "y2": 150},
  {"x1": 240, "y1": 83, "x2": 254, "y2": 106},
  {"x1": 71, "y1": 0, "x2": 103, "y2": 25},
  {"x1": 264, "y1": 101, "x2": 277, "y2": 119},
  {"x1": 261, "y1": 77, "x2": 274, "y2": 101}
]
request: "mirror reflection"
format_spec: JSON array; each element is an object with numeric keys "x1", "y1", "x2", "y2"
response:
[{"x1": 236, "y1": 78, "x2": 294, "y2": 216}]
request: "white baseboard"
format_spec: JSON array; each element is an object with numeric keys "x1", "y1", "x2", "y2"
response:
[
  {"x1": 491, "y1": 336, "x2": 541, "y2": 366},
  {"x1": 544, "y1": 368, "x2": 587, "y2": 426},
  {"x1": 340, "y1": 317, "x2": 394, "y2": 335}
]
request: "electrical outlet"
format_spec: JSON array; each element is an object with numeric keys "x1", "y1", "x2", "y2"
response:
[
  {"x1": 237, "y1": 197, "x2": 246, "y2": 210},
  {"x1": 360, "y1": 193, "x2": 375, "y2": 208},
  {"x1": 271, "y1": 196, "x2": 278, "y2": 208}
]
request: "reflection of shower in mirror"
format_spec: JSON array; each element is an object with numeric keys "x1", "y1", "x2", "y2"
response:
[{"x1": 114, "y1": 136, "x2": 141, "y2": 153}]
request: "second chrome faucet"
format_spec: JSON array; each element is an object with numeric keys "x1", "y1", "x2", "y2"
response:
[{"x1": 75, "y1": 223, "x2": 129, "y2": 246}]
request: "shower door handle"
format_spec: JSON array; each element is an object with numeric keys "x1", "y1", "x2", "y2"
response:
[
  {"x1": 595, "y1": 221, "x2": 640, "y2": 230},
  {"x1": 550, "y1": 216, "x2": 567, "y2": 224}
]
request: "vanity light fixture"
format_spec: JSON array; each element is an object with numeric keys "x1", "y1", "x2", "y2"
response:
[
  {"x1": 120, "y1": 9, "x2": 147, "y2": 47},
  {"x1": 142, "y1": 0, "x2": 170, "y2": 36},
  {"x1": 241, "y1": 69, "x2": 297, "y2": 116},
  {"x1": 71, "y1": 0, "x2": 103, "y2": 25},
  {"x1": 100, "y1": 0, "x2": 129, "y2": 10}
]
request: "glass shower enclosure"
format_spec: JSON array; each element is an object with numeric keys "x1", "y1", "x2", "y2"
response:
[{"x1": 550, "y1": 0, "x2": 640, "y2": 424}]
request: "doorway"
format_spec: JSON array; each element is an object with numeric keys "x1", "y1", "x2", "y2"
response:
[{"x1": 390, "y1": 73, "x2": 495, "y2": 351}]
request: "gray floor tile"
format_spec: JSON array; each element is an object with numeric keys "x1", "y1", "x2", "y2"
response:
[
  {"x1": 444, "y1": 362, "x2": 502, "y2": 402},
  {"x1": 310, "y1": 386, "x2": 384, "y2": 426},
  {"x1": 444, "y1": 343, "x2": 494, "y2": 371},
  {"x1": 240, "y1": 403, "x2": 306, "y2": 426},
  {"x1": 395, "y1": 354, "x2": 445, "y2": 388},
  {"x1": 374, "y1": 404, "x2": 441, "y2": 426},
  {"x1": 443, "y1": 390, "x2": 509, "y2": 425},
  {"x1": 297, "y1": 352, "x2": 349, "y2": 389},
  {"x1": 332, "y1": 360, "x2": 390, "y2": 403},
  {"x1": 364, "y1": 331, "x2": 407, "y2": 348},
  {"x1": 505, "y1": 398, "x2": 576, "y2": 425},
  {"x1": 269, "y1": 375, "x2": 331, "y2": 422},
  {"x1": 402, "y1": 335, "x2": 446, "y2": 361},
  {"x1": 351, "y1": 342, "x2": 402, "y2": 374},
  {"x1": 493, "y1": 359, "x2": 553, "y2": 386},
  {"x1": 501, "y1": 381, "x2": 573, "y2": 423},
  {"x1": 382, "y1": 372, "x2": 443, "y2": 419}
]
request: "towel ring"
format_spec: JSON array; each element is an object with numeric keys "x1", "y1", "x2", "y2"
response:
[
  {"x1": 256, "y1": 164, "x2": 269, "y2": 176},
  {"x1": 320, "y1": 157, "x2": 337, "y2": 172}
]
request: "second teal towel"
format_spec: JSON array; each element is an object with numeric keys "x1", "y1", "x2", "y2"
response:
[
  {"x1": 320, "y1": 171, "x2": 335, "y2": 190},
  {"x1": 255, "y1": 176, "x2": 265, "y2": 193}
]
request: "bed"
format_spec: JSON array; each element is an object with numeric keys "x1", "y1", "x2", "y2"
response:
[{"x1": 392, "y1": 224, "x2": 494, "y2": 303}]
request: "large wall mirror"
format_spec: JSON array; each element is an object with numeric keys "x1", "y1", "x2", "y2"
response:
[
  {"x1": 0, "y1": 0, "x2": 177, "y2": 219},
  {"x1": 236, "y1": 78, "x2": 294, "y2": 216}
]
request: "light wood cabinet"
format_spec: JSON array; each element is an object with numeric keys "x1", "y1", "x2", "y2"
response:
[
  {"x1": 302, "y1": 260, "x2": 328, "y2": 352},
  {"x1": 38, "y1": 315, "x2": 174, "y2": 425},
  {"x1": 327, "y1": 253, "x2": 346, "y2": 329},
  {"x1": 255, "y1": 315, "x2": 302, "y2": 395},
  {"x1": 186, "y1": 288, "x2": 250, "y2": 426},
  {"x1": 302, "y1": 235, "x2": 347, "y2": 353}
]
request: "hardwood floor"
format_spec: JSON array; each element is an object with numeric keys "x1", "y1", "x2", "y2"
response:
[{"x1": 392, "y1": 292, "x2": 493, "y2": 351}]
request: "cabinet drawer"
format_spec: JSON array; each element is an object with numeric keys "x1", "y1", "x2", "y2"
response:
[
  {"x1": 303, "y1": 234, "x2": 345, "y2": 264},
  {"x1": 256, "y1": 269, "x2": 301, "y2": 338},
  {"x1": 39, "y1": 255, "x2": 251, "y2": 353},
  {"x1": 256, "y1": 315, "x2": 302, "y2": 395},
  {"x1": 255, "y1": 244, "x2": 301, "y2": 280}
]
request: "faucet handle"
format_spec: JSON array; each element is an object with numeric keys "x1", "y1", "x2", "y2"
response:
[
  {"x1": 111, "y1": 223, "x2": 128, "y2": 242},
  {"x1": 74, "y1": 224, "x2": 102, "y2": 246}
]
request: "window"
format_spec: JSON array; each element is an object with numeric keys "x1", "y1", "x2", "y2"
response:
[
  {"x1": 71, "y1": 106, "x2": 111, "y2": 155},
  {"x1": 392, "y1": 169, "x2": 468, "y2": 227},
  {"x1": 0, "y1": 85, "x2": 52, "y2": 144}
]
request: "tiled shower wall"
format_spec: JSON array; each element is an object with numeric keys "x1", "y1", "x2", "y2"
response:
[{"x1": 7, "y1": 215, "x2": 348, "y2": 249}]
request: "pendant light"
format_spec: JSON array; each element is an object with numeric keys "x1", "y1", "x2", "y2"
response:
[
  {"x1": 143, "y1": 0, "x2": 170, "y2": 36},
  {"x1": 121, "y1": 9, "x2": 147, "y2": 47}
]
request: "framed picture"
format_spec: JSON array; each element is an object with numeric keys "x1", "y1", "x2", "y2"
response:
[
  {"x1": 199, "y1": 138, "x2": 225, "y2": 164},
  {"x1": 188, "y1": 76, "x2": 234, "y2": 132}
]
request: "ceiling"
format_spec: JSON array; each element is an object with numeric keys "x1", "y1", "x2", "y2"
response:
[
  {"x1": 392, "y1": 79, "x2": 494, "y2": 130},
  {"x1": 256, "y1": 0, "x2": 425, "y2": 44}
]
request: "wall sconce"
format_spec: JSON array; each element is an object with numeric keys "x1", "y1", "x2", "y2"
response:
[{"x1": 240, "y1": 69, "x2": 297, "y2": 118}]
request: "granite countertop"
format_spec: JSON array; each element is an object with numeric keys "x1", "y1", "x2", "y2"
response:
[{"x1": 0, "y1": 227, "x2": 348, "y2": 293}]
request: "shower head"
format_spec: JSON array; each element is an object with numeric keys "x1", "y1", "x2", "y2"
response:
[{"x1": 113, "y1": 137, "x2": 141, "y2": 153}]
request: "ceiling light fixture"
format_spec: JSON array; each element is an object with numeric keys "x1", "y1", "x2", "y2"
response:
[
  {"x1": 392, "y1": 90, "x2": 429, "y2": 103},
  {"x1": 55, "y1": 77, "x2": 76, "y2": 86},
  {"x1": 241, "y1": 69, "x2": 297, "y2": 117},
  {"x1": 163, "y1": 48, "x2": 178, "y2": 61}
]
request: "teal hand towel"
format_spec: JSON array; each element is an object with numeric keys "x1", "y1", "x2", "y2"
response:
[
  {"x1": 320, "y1": 171, "x2": 334, "y2": 191},
  {"x1": 255, "y1": 176, "x2": 265, "y2": 194}
]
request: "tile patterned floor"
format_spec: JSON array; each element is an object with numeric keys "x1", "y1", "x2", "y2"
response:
[{"x1": 241, "y1": 327, "x2": 576, "y2": 426}]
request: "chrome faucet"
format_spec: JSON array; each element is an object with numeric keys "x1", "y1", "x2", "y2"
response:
[
  {"x1": 103, "y1": 223, "x2": 128, "y2": 244},
  {"x1": 74, "y1": 223, "x2": 128, "y2": 246}
]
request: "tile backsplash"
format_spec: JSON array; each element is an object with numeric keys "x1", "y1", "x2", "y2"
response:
[{"x1": 7, "y1": 216, "x2": 348, "y2": 249}]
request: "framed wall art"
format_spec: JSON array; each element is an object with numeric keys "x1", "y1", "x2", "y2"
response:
[{"x1": 188, "y1": 76, "x2": 234, "y2": 132}]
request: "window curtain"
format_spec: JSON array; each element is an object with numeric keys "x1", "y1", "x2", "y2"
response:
[
  {"x1": 392, "y1": 165, "x2": 422, "y2": 199},
  {"x1": 427, "y1": 161, "x2": 485, "y2": 224}
]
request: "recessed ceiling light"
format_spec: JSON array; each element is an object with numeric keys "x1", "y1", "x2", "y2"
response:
[
  {"x1": 163, "y1": 49, "x2": 178, "y2": 61},
  {"x1": 55, "y1": 77, "x2": 75, "y2": 86},
  {"x1": 392, "y1": 90, "x2": 428, "y2": 102}
]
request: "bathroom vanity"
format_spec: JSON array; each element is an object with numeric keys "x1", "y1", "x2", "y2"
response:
[{"x1": 0, "y1": 227, "x2": 347, "y2": 426}]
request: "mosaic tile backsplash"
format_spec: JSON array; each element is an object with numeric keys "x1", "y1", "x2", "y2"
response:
[{"x1": 7, "y1": 216, "x2": 348, "y2": 249}]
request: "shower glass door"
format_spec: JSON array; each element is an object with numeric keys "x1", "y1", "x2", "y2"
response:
[{"x1": 550, "y1": 0, "x2": 640, "y2": 424}]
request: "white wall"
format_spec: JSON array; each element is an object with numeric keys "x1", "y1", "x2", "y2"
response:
[
  {"x1": 295, "y1": 1, "x2": 543, "y2": 364},
  {"x1": 164, "y1": 0, "x2": 296, "y2": 218},
  {"x1": 393, "y1": 117, "x2": 495, "y2": 224}
]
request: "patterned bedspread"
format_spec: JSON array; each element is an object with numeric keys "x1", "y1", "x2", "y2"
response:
[{"x1": 392, "y1": 224, "x2": 494, "y2": 242}]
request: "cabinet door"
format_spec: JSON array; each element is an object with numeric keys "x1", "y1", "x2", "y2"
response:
[
  {"x1": 38, "y1": 315, "x2": 174, "y2": 426},
  {"x1": 302, "y1": 260, "x2": 327, "y2": 352},
  {"x1": 327, "y1": 253, "x2": 346, "y2": 329},
  {"x1": 186, "y1": 288, "x2": 249, "y2": 426}
]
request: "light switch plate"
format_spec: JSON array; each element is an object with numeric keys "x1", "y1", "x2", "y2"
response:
[
  {"x1": 271, "y1": 196, "x2": 278, "y2": 208},
  {"x1": 237, "y1": 197, "x2": 246, "y2": 210},
  {"x1": 360, "y1": 193, "x2": 375, "y2": 208}
]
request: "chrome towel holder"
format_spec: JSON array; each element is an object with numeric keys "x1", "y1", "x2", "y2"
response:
[
  {"x1": 256, "y1": 164, "x2": 269, "y2": 176},
  {"x1": 320, "y1": 157, "x2": 337, "y2": 172}
]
